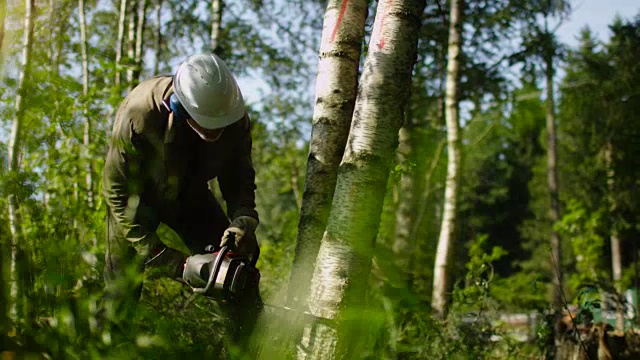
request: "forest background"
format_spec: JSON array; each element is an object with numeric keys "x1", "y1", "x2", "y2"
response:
[{"x1": 1, "y1": 0, "x2": 640, "y2": 359}]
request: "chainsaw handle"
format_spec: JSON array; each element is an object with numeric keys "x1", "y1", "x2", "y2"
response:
[
  {"x1": 194, "y1": 246, "x2": 230, "y2": 295},
  {"x1": 223, "y1": 230, "x2": 260, "y2": 267}
]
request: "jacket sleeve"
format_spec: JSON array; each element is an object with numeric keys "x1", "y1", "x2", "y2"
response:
[
  {"x1": 218, "y1": 113, "x2": 259, "y2": 223},
  {"x1": 103, "y1": 113, "x2": 163, "y2": 259}
]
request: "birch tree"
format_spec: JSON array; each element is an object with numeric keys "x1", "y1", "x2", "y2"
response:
[
  {"x1": 299, "y1": 0, "x2": 426, "y2": 358},
  {"x1": 115, "y1": 0, "x2": 127, "y2": 87},
  {"x1": 287, "y1": 0, "x2": 368, "y2": 310},
  {"x1": 133, "y1": 0, "x2": 147, "y2": 84},
  {"x1": 393, "y1": 121, "x2": 417, "y2": 279},
  {"x1": 605, "y1": 142, "x2": 625, "y2": 330},
  {"x1": 78, "y1": 0, "x2": 94, "y2": 211},
  {"x1": 126, "y1": 0, "x2": 147, "y2": 89},
  {"x1": 0, "y1": 0, "x2": 6, "y2": 66},
  {"x1": 153, "y1": 0, "x2": 162, "y2": 74},
  {"x1": 393, "y1": 3, "x2": 448, "y2": 286},
  {"x1": 211, "y1": 0, "x2": 222, "y2": 54},
  {"x1": 431, "y1": 0, "x2": 463, "y2": 318},
  {"x1": 8, "y1": 0, "x2": 36, "y2": 323},
  {"x1": 126, "y1": 0, "x2": 135, "y2": 89}
]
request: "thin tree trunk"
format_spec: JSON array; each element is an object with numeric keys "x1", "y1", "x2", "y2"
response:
[
  {"x1": 115, "y1": 0, "x2": 127, "y2": 87},
  {"x1": 431, "y1": 0, "x2": 463, "y2": 318},
  {"x1": 8, "y1": 0, "x2": 36, "y2": 324},
  {"x1": 153, "y1": 0, "x2": 162, "y2": 75},
  {"x1": 78, "y1": 0, "x2": 94, "y2": 211},
  {"x1": 393, "y1": 119, "x2": 417, "y2": 284},
  {"x1": 287, "y1": 0, "x2": 368, "y2": 310},
  {"x1": 211, "y1": 0, "x2": 223, "y2": 54},
  {"x1": 397, "y1": 31, "x2": 447, "y2": 290},
  {"x1": 132, "y1": 0, "x2": 147, "y2": 85},
  {"x1": 72, "y1": 0, "x2": 84, "y2": 215},
  {"x1": 0, "y1": 0, "x2": 7, "y2": 328},
  {"x1": 545, "y1": 49, "x2": 562, "y2": 313},
  {"x1": 51, "y1": 3, "x2": 70, "y2": 75},
  {"x1": 605, "y1": 142, "x2": 624, "y2": 330},
  {"x1": 0, "y1": 0, "x2": 7, "y2": 66},
  {"x1": 125, "y1": 1, "x2": 135, "y2": 90},
  {"x1": 300, "y1": 1, "x2": 425, "y2": 358},
  {"x1": 46, "y1": 0, "x2": 54, "y2": 61}
]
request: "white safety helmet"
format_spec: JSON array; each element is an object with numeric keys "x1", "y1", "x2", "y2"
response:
[{"x1": 173, "y1": 53, "x2": 245, "y2": 129}]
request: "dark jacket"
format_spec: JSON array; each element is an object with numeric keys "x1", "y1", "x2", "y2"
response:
[{"x1": 103, "y1": 76, "x2": 258, "y2": 257}]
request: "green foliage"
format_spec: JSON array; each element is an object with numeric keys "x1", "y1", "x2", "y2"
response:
[
  {"x1": 451, "y1": 235, "x2": 507, "y2": 314},
  {"x1": 555, "y1": 200, "x2": 606, "y2": 291},
  {"x1": 574, "y1": 285, "x2": 602, "y2": 325},
  {"x1": 1, "y1": 0, "x2": 640, "y2": 358},
  {"x1": 491, "y1": 272, "x2": 548, "y2": 311}
]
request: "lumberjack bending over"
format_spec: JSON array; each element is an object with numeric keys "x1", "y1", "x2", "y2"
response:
[{"x1": 102, "y1": 53, "x2": 261, "y2": 341}]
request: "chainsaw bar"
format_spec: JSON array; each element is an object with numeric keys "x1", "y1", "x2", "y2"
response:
[{"x1": 262, "y1": 303, "x2": 334, "y2": 325}]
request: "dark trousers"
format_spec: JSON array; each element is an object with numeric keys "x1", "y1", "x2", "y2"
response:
[
  {"x1": 105, "y1": 186, "x2": 230, "y2": 285},
  {"x1": 103, "y1": 186, "x2": 262, "y2": 346}
]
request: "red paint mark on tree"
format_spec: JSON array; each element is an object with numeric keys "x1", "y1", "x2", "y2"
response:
[
  {"x1": 377, "y1": 0, "x2": 393, "y2": 49},
  {"x1": 331, "y1": 0, "x2": 350, "y2": 43}
]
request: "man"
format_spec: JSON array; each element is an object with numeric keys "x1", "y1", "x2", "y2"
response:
[{"x1": 103, "y1": 53, "x2": 259, "y2": 306}]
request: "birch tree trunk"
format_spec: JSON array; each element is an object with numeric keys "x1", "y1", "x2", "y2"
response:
[
  {"x1": 211, "y1": 0, "x2": 223, "y2": 54},
  {"x1": 605, "y1": 142, "x2": 625, "y2": 330},
  {"x1": 300, "y1": 1, "x2": 425, "y2": 358},
  {"x1": 46, "y1": 0, "x2": 54, "y2": 61},
  {"x1": 0, "y1": 0, "x2": 6, "y2": 66},
  {"x1": 431, "y1": 0, "x2": 463, "y2": 318},
  {"x1": 78, "y1": 0, "x2": 94, "y2": 211},
  {"x1": 8, "y1": 0, "x2": 36, "y2": 323},
  {"x1": 153, "y1": 0, "x2": 162, "y2": 75},
  {"x1": 115, "y1": 0, "x2": 127, "y2": 87},
  {"x1": 0, "y1": 0, "x2": 6, "y2": 326},
  {"x1": 287, "y1": 0, "x2": 368, "y2": 310},
  {"x1": 545, "y1": 49, "x2": 562, "y2": 313},
  {"x1": 132, "y1": 0, "x2": 147, "y2": 85},
  {"x1": 393, "y1": 119, "x2": 417, "y2": 283},
  {"x1": 50, "y1": 2, "x2": 70, "y2": 75},
  {"x1": 126, "y1": 1, "x2": 136, "y2": 90}
]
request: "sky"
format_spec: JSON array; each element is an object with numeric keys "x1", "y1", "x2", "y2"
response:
[{"x1": 555, "y1": 0, "x2": 638, "y2": 47}]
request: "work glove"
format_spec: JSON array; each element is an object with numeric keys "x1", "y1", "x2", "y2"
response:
[{"x1": 221, "y1": 216, "x2": 259, "y2": 256}]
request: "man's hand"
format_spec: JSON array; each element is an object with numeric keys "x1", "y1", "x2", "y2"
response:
[{"x1": 221, "y1": 216, "x2": 259, "y2": 255}]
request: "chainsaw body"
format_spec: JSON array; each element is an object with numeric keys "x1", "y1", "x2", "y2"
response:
[{"x1": 182, "y1": 245, "x2": 260, "y2": 301}]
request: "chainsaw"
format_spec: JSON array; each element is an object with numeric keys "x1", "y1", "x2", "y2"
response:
[
  {"x1": 181, "y1": 236, "x2": 332, "y2": 323},
  {"x1": 182, "y1": 234, "x2": 261, "y2": 302}
]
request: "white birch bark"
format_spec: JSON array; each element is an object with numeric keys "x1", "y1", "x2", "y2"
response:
[
  {"x1": 132, "y1": 0, "x2": 147, "y2": 85},
  {"x1": 211, "y1": 0, "x2": 222, "y2": 53},
  {"x1": 153, "y1": 0, "x2": 162, "y2": 75},
  {"x1": 393, "y1": 121, "x2": 416, "y2": 279},
  {"x1": 431, "y1": 0, "x2": 463, "y2": 318},
  {"x1": 0, "y1": 0, "x2": 7, "y2": 66},
  {"x1": 605, "y1": 142, "x2": 624, "y2": 330},
  {"x1": 115, "y1": 0, "x2": 127, "y2": 87},
  {"x1": 0, "y1": 0, "x2": 7, "y2": 330},
  {"x1": 78, "y1": 0, "x2": 94, "y2": 211},
  {"x1": 300, "y1": 0, "x2": 426, "y2": 358},
  {"x1": 126, "y1": 0, "x2": 135, "y2": 89},
  {"x1": 287, "y1": 0, "x2": 368, "y2": 310},
  {"x1": 8, "y1": 0, "x2": 36, "y2": 323}
]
